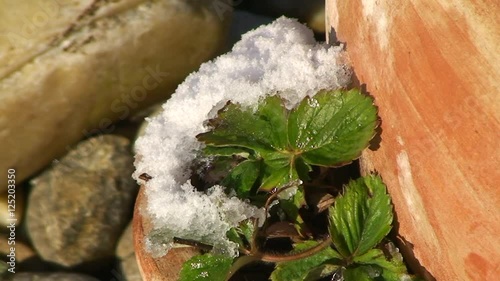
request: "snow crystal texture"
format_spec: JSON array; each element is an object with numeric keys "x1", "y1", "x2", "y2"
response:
[{"x1": 133, "y1": 17, "x2": 352, "y2": 257}]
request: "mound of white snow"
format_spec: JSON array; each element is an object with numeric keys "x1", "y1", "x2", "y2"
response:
[{"x1": 133, "y1": 17, "x2": 352, "y2": 257}]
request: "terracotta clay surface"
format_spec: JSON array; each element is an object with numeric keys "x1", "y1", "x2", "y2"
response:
[
  {"x1": 133, "y1": 186, "x2": 201, "y2": 281},
  {"x1": 326, "y1": 1, "x2": 499, "y2": 280}
]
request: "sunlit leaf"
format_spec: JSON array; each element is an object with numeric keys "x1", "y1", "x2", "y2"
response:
[
  {"x1": 288, "y1": 89, "x2": 378, "y2": 166},
  {"x1": 179, "y1": 253, "x2": 233, "y2": 281},
  {"x1": 197, "y1": 95, "x2": 288, "y2": 155},
  {"x1": 353, "y1": 243, "x2": 422, "y2": 281},
  {"x1": 328, "y1": 175, "x2": 393, "y2": 258},
  {"x1": 226, "y1": 219, "x2": 255, "y2": 250}
]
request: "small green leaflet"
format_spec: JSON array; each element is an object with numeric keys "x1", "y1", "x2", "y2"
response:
[
  {"x1": 303, "y1": 264, "x2": 343, "y2": 281},
  {"x1": 328, "y1": 175, "x2": 393, "y2": 259},
  {"x1": 197, "y1": 89, "x2": 378, "y2": 193},
  {"x1": 226, "y1": 219, "x2": 256, "y2": 251},
  {"x1": 353, "y1": 245, "x2": 422, "y2": 281},
  {"x1": 342, "y1": 264, "x2": 421, "y2": 281},
  {"x1": 353, "y1": 248, "x2": 406, "y2": 276},
  {"x1": 221, "y1": 159, "x2": 261, "y2": 198},
  {"x1": 179, "y1": 253, "x2": 233, "y2": 281},
  {"x1": 270, "y1": 240, "x2": 342, "y2": 281},
  {"x1": 343, "y1": 265, "x2": 380, "y2": 281},
  {"x1": 278, "y1": 187, "x2": 307, "y2": 234}
]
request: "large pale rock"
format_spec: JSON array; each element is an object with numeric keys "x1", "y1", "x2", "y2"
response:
[
  {"x1": 0, "y1": 0, "x2": 231, "y2": 192},
  {"x1": 27, "y1": 135, "x2": 137, "y2": 267},
  {"x1": 326, "y1": 1, "x2": 499, "y2": 280}
]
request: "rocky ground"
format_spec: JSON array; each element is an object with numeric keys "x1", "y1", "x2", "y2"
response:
[{"x1": 0, "y1": 1, "x2": 325, "y2": 280}]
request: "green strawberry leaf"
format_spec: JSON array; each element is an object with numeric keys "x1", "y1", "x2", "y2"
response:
[
  {"x1": 238, "y1": 219, "x2": 256, "y2": 244},
  {"x1": 343, "y1": 265, "x2": 380, "y2": 281},
  {"x1": 221, "y1": 159, "x2": 261, "y2": 198},
  {"x1": 353, "y1": 243, "x2": 422, "y2": 281},
  {"x1": 226, "y1": 228, "x2": 244, "y2": 249},
  {"x1": 279, "y1": 187, "x2": 308, "y2": 234},
  {"x1": 270, "y1": 240, "x2": 342, "y2": 281},
  {"x1": 197, "y1": 95, "x2": 288, "y2": 155},
  {"x1": 303, "y1": 264, "x2": 342, "y2": 281},
  {"x1": 260, "y1": 164, "x2": 296, "y2": 191},
  {"x1": 328, "y1": 175, "x2": 393, "y2": 259},
  {"x1": 294, "y1": 156, "x2": 312, "y2": 182},
  {"x1": 227, "y1": 219, "x2": 256, "y2": 249},
  {"x1": 259, "y1": 153, "x2": 312, "y2": 192},
  {"x1": 288, "y1": 89, "x2": 378, "y2": 167},
  {"x1": 259, "y1": 152, "x2": 298, "y2": 191},
  {"x1": 179, "y1": 253, "x2": 233, "y2": 281},
  {"x1": 197, "y1": 89, "x2": 378, "y2": 194},
  {"x1": 353, "y1": 248, "x2": 406, "y2": 275}
]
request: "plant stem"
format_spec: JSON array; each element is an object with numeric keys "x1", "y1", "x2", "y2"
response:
[
  {"x1": 173, "y1": 237, "x2": 213, "y2": 252},
  {"x1": 257, "y1": 236, "x2": 332, "y2": 263}
]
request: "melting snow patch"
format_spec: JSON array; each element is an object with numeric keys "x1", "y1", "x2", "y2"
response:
[{"x1": 133, "y1": 17, "x2": 352, "y2": 257}]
